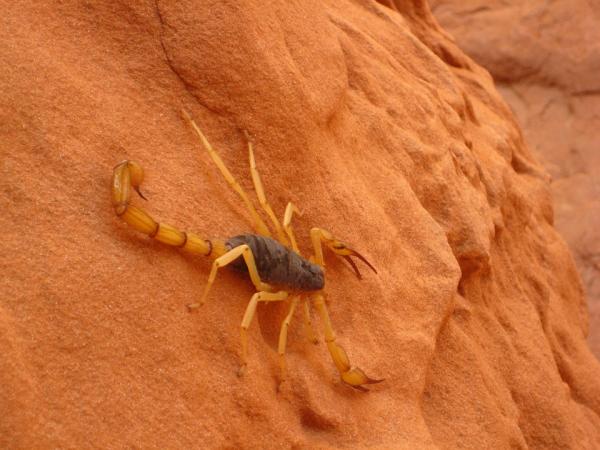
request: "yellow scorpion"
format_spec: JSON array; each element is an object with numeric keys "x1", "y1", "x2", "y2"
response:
[{"x1": 111, "y1": 110, "x2": 382, "y2": 391}]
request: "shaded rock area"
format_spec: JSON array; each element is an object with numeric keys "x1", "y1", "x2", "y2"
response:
[
  {"x1": 1, "y1": 0, "x2": 599, "y2": 448},
  {"x1": 430, "y1": 0, "x2": 600, "y2": 360}
]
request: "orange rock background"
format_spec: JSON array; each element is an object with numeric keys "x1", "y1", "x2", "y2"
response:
[
  {"x1": 430, "y1": 0, "x2": 600, "y2": 369},
  {"x1": 1, "y1": 0, "x2": 599, "y2": 448}
]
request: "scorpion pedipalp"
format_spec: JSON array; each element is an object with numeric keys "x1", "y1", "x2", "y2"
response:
[
  {"x1": 342, "y1": 250, "x2": 378, "y2": 280},
  {"x1": 332, "y1": 244, "x2": 377, "y2": 280},
  {"x1": 310, "y1": 227, "x2": 377, "y2": 280}
]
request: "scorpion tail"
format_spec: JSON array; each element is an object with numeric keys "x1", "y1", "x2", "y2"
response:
[
  {"x1": 112, "y1": 160, "x2": 225, "y2": 258},
  {"x1": 313, "y1": 293, "x2": 383, "y2": 392},
  {"x1": 331, "y1": 345, "x2": 384, "y2": 392}
]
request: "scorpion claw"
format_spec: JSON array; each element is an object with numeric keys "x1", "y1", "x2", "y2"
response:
[
  {"x1": 342, "y1": 255, "x2": 363, "y2": 280},
  {"x1": 344, "y1": 249, "x2": 377, "y2": 276},
  {"x1": 335, "y1": 246, "x2": 377, "y2": 280}
]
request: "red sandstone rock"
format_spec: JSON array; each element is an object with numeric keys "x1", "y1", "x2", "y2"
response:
[
  {"x1": 1, "y1": 1, "x2": 599, "y2": 448},
  {"x1": 430, "y1": 0, "x2": 600, "y2": 361}
]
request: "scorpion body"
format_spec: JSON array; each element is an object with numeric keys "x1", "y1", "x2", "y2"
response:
[
  {"x1": 111, "y1": 110, "x2": 382, "y2": 391},
  {"x1": 226, "y1": 234, "x2": 324, "y2": 291}
]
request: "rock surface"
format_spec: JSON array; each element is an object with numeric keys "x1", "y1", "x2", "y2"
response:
[
  {"x1": 430, "y1": 0, "x2": 600, "y2": 360},
  {"x1": 1, "y1": 0, "x2": 599, "y2": 448}
]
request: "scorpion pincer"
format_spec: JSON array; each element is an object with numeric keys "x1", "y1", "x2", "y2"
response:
[{"x1": 111, "y1": 110, "x2": 382, "y2": 391}]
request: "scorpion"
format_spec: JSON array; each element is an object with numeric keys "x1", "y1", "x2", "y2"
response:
[{"x1": 111, "y1": 110, "x2": 383, "y2": 391}]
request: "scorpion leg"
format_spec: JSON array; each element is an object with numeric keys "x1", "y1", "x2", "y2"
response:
[
  {"x1": 246, "y1": 133, "x2": 288, "y2": 244},
  {"x1": 312, "y1": 293, "x2": 383, "y2": 391},
  {"x1": 277, "y1": 295, "x2": 299, "y2": 384},
  {"x1": 182, "y1": 110, "x2": 272, "y2": 237},
  {"x1": 310, "y1": 227, "x2": 377, "y2": 280},
  {"x1": 302, "y1": 299, "x2": 319, "y2": 345},
  {"x1": 239, "y1": 290, "x2": 289, "y2": 376},
  {"x1": 188, "y1": 244, "x2": 273, "y2": 310},
  {"x1": 283, "y1": 202, "x2": 302, "y2": 254},
  {"x1": 283, "y1": 206, "x2": 316, "y2": 347}
]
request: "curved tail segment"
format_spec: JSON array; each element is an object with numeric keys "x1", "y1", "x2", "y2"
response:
[
  {"x1": 112, "y1": 161, "x2": 219, "y2": 257},
  {"x1": 313, "y1": 294, "x2": 383, "y2": 391}
]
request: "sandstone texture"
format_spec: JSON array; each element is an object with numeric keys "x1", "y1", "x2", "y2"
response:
[
  {"x1": 430, "y1": 0, "x2": 600, "y2": 360},
  {"x1": 2, "y1": 1, "x2": 600, "y2": 448}
]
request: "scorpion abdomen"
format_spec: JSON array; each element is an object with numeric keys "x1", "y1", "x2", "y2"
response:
[{"x1": 225, "y1": 234, "x2": 324, "y2": 291}]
